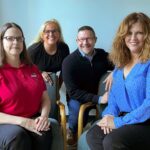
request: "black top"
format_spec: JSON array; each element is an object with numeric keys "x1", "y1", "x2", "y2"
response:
[
  {"x1": 28, "y1": 41, "x2": 69, "y2": 73},
  {"x1": 62, "y1": 49, "x2": 114, "y2": 103}
]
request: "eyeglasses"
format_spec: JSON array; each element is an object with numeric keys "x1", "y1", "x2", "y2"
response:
[
  {"x1": 77, "y1": 37, "x2": 95, "y2": 42},
  {"x1": 43, "y1": 29, "x2": 59, "y2": 35},
  {"x1": 3, "y1": 36, "x2": 24, "y2": 42}
]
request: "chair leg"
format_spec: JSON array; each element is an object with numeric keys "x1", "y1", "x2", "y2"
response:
[
  {"x1": 57, "y1": 101, "x2": 67, "y2": 150},
  {"x1": 78, "y1": 105, "x2": 84, "y2": 139},
  {"x1": 78, "y1": 102, "x2": 96, "y2": 139}
]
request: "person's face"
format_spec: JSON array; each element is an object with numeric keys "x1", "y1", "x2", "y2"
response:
[
  {"x1": 3, "y1": 27, "x2": 24, "y2": 58},
  {"x1": 42, "y1": 23, "x2": 60, "y2": 45},
  {"x1": 76, "y1": 30, "x2": 97, "y2": 55},
  {"x1": 125, "y1": 22, "x2": 145, "y2": 55}
]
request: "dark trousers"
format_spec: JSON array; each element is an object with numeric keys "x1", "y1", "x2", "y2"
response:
[
  {"x1": 68, "y1": 99, "x2": 92, "y2": 133},
  {"x1": 86, "y1": 122, "x2": 150, "y2": 150},
  {"x1": 0, "y1": 124, "x2": 52, "y2": 150}
]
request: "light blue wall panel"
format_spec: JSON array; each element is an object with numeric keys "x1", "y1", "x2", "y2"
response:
[{"x1": 0, "y1": 0, "x2": 150, "y2": 52}]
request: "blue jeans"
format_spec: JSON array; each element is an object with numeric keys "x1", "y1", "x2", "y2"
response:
[{"x1": 68, "y1": 99, "x2": 93, "y2": 133}]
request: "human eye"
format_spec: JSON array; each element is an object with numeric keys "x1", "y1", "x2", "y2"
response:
[
  {"x1": 53, "y1": 29, "x2": 59, "y2": 33},
  {"x1": 78, "y1": 38, "x2": 84, "y2": 42},
  {"x1": 87, "y1": 37, "x2": 94, "y2": 41},
  {"x1": 16, "y1": 37, "x2": 24, "y2": 42},
  {"x1": 127, "y1": 31, "x2": 132, "y2": 35},
  {"x1": 137, "y1": 31, "x2": 144, "y2": 35},
  {"x1": 5, "y1": 36, "x2": 14, "y2": 42},
  {"x1": 3, "y1": 36, "x2": 24, "y2": 42},
  {"x1": 44, "y1": 30, "x2": 50, "y2": 34}
]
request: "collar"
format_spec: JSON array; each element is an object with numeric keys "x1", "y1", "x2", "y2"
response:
[{"x1": 78, "y1": 49, "x2": 96, "y2": 62}]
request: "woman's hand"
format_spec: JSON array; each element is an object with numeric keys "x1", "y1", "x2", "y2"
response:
[
  {"x1": 103, "y1": 72, "x2": 113, "y2": 91},
  {"x1": 100, "y1": 126, "x2": 112, "y2": 134},
  {"x1": 35, "y1": 116, "x2": 50, "y2": 132},
  {"x1": 42, "y1": 71, "x2": 53, "y2": 85},
  {"x1": 97, "y1": 115, "x2": 115, "y2": 134},
  {"x1": 20, "y1": 118, "x2": 42, "y2": 136}
]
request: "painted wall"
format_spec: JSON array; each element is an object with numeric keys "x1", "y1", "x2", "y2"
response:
[
  {"x1": 0, "y1": 0, "x2": 150, "y2": 52},
  {"x1": 1, "y1": 0, "x2": 150, "y2": 114}
]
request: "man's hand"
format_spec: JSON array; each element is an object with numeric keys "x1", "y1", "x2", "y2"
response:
[
  {"x1": 100, "y1": 92, "x2": 108, "y2": 104},
  {"x1": 103, "y1": 72, "x2": 113, "y2": 91}
]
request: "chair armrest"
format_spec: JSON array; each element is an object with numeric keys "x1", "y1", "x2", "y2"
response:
[
  {"x1": 57, "y1": 100, "x2": 67, "y2": 150},
  {"x1": 78, "y1": 102, "x2": 96, "y2": 139}
]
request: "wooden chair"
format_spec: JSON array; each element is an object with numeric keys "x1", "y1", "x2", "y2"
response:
[
  {"x1": 46, "y1": 73, "x2": 67, "y2": 150},
  {"x1": 77, "y1": 72, "x2": 110, "y2": 139}
]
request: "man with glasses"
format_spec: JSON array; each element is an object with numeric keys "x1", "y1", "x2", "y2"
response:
[{"x1": 62, "y1": 26, "x2": 114, "y2": 145}]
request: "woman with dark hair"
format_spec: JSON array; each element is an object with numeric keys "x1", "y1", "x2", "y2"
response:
[{"x1": 0, "y1": 23, "x2": 52, "y2": 150}]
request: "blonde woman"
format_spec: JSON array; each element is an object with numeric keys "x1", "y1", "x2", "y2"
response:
[{"x1": 28, "y1": 19, "x2": 69, "y2": 86}]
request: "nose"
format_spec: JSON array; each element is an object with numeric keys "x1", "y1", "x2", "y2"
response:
[
  {"x1": 130, "y1": 33, "x2": 137, "y2": 40},
  {"x1": 12, "y1": 39, "x2": 18, "y2": 43},
  {"x1": 83, "y1": 39, "x2": 88, "y2": 43}
]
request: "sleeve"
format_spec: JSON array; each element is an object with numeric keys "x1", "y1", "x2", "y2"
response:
[
  {"x1": 102, "y1": 87, "x2": 120, "y2": 117},
  {"x1": 28, "y1": 43, "x2": 39, "y2": 64},
  {"x1": 104, "y1": 51, "x2": 114, "y2": 71},
  {"x1": 58, "y1": 42, "x2": 70, "y2": 58},
  {"x1": 63, "y1": 43, "x2": 70, "y2": 56},
  {"x1": 62, "y1": 58, "x2": 99, "y2": 103},
  {"x1": 59, "y1": 42, "x2": 70, "y2": 86},
  {"x1": 114, "y1": 64, "x2": 150, "y2": 128}
]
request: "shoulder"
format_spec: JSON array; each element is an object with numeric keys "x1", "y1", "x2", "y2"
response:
[
  {"x1": 112, "y1": 67, "x2": 121, "y2": 77},
  {"x1": 24, "y1": 64, "x2": 42, "y2": 76},
  {"x1": 0, "y1": 67, "x2": 4, "y2": 81},
  {"x1": 58, "y1": 42, "x2": 70, "y2": 54},
  {"x1": 28, "y1": 41, "x2": 43, "y2": 53},
  {"x1": 62, "y1": 49, "x2": 79, "y2": 66},
  {"x1": 63, "y1": 49, "x2": 79, "y2": 61},
  {"x1": 95, "y1": 48, "x2": 108, "y2": 56}
]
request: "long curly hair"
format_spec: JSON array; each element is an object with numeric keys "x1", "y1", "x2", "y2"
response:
[{"x1": 109, "y1": 12, "x2": 150, "y2": 68}]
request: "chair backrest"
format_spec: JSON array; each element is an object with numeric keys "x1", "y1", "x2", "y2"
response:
[
  {"x1": 46, "y1": 73, "x2": 60, "y2": 119},
  {"x1": 97, "y1": 71, "x2": 110, "y2": 118},
  {"x1": 97, "y1": 71, "x2": 110, "y2": 96}
]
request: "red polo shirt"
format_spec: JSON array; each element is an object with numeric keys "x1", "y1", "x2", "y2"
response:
[{"x1": 0, "y1": 64, "x2": 46, "y2": 117}]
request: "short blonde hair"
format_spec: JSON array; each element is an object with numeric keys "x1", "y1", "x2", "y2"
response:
[
  {"x1": 34, "y1": 19, "x2": 64, "y2": 43},
  {"x1": 109, "y1": 12, "x2": 150, "y2": 68}
]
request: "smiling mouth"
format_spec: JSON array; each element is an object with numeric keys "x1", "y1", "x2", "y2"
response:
[{"x1": 130, "y1": 42, "x2": 139, "y2": 46}]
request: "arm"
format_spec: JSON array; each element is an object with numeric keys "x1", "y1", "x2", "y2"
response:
[
  {"x1": 97, "y1": 89, "x2": 119, "y2": 134},
  {"x1": 103, "y1": 71, "x2": 113, "y2": 91},
  {"x1": 0, "y1": 112, "x2": 25, "y2": 125},
  {"x1": 35, "y1": 91, "x2": 51, "y2": 131},
  {"x1": 58, "y1": 42, "x2": 70, "y2": 89},
  {"x1": 114, "y1": 64, "x2": 150, "y2": 128},
  {"x1": 102, "y1": 89, "x2": 120, "y2": 117},
  {"x1": 62, "y1": 59, "x2": 99, "y2": 103},
  {"x1": 28, "y1": 43, "x2": 37, "y2": 64},
  {"x1": 40, "y1": 91, "x2": 51, "y2": 117},
  {"x1": 0, "y1": 112, "x2": 42, "y2": 135}
]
